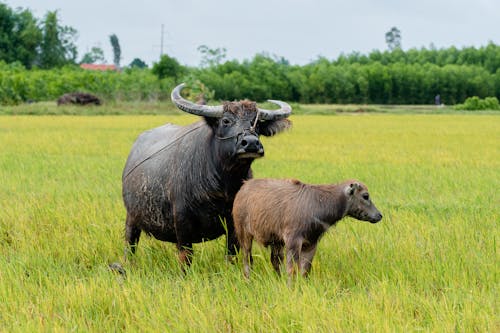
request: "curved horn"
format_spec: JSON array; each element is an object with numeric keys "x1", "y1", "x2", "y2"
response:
[
  {"x1": 257, "y1": 100, "x2": 292, "y2": 121},
  {"x1": 171, "y1": 83, "x2": 224, "y2": 118}
]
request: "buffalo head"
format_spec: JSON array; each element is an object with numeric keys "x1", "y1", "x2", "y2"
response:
[{"x1": 171, "y1": 83, "x2": 291, "y2": 162}]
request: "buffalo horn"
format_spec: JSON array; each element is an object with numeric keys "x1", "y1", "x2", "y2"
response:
[
  {"x1": 171, "y1": 83, "x2": 224, "y2": 118},
  {"x1": 257, "y1": 100, "x2": 292, "y2": 120}
]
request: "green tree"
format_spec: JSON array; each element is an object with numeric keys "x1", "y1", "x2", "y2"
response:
[
  {"x1": 482, "y1": 41, "x2": 500, "y2": 73},
  {"x1": 385, "y1": 26, "x2": 402, "y2": 51},
  {"x1": 197, "y1": 45, "x2": 227, "y2": 68},
  {"x1": 109, "y1": 33, "x2": 121, "y2": 69},
  {"x1": 0, "y1": 3, "x2": 18, "y2": 64},
  {"x1": 152, "y1": 54, "x2": 184, "y2": 80},
  {"x1": 0, "y1": 4, "x2": 42, "y2": 68},
  {"x1": 80, "y1": 46, "x2": 106, "y2": 64},
  {"x1": 13, "y1": 9, "x2": 42, "y2": 68},
  {"x1": 39, "y1": 10, "x2": 78, "y2": 68},
  {"x1": 129, "y1": 58, "x2": 148, "y2": 68}
]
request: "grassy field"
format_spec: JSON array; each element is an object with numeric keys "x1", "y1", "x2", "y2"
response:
[{"x1": 0, "y1": 112, "x2": 498, "y2": 331}]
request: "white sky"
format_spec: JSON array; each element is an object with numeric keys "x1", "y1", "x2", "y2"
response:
[{"x1": 4, "y1": 0, "x2": 500, "y2": 67}]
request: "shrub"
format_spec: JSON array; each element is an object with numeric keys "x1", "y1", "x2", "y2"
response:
[
  {"x1": 151, "y1": 54, "x2": 185, "y2": 80},
  {"x1": 0, "y1": 62, "x2": 176, "y2": 104},
  {"x1": 454, "y1": 96, "x2": 500, "y2": 110}
]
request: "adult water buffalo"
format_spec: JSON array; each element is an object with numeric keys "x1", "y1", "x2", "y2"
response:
[{"x1": 122, "y1": 83, "x2": 292, "y2": 268}]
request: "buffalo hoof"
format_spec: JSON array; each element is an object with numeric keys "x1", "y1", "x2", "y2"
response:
[{"x1": 108, "y1": 262, "x2": 127, "y2": 278}]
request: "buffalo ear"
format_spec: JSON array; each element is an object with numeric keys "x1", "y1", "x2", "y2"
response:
[
  {"x1": 259, "y1": 118, "x2": 292, "y2": 137},
  {"x1": 203, "y1": 115, "x2": 220, "y2": 130}
]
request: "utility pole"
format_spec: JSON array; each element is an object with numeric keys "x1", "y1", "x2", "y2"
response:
[
  {"x1": 153, "y1": 24, "x2": 170, "y2": 59},
  {"x1": 160, "y1": 24, "x2": 164, "y2": 57}
]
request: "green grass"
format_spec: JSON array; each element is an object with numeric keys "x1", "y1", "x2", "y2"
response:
[
  {"x1": 0, "y1": 101, "x2": 181, "y2": 116},
  {"x1": 2, "y1": 100, "x2": 499, "y2": 116},
  {"x1": 0, "y1": 112, "x2": 498, "y2": 332}
]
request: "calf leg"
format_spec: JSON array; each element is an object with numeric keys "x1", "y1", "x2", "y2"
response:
[
  {"x1": 299, "y1": 244, "x2": 318, "y2": 277},
  {"x1": 124, "y1": 214, "x2": 141, "y2": 261},
  {"x1": 285, "y1": 239, "x2": 302, "y2": 279},
  {"x1": 270, "y1": 244, "x2": 284, "y2": 275},
  {"x1": 242, "y1": 243, "x2": 253, "y2": 279},
  {"x1": 238, "y1": 232, "x2": 253, "y2": 278}
]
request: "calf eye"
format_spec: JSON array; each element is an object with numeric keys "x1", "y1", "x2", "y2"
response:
[{"x1": 362, "y1": 193, "x2": 370, "y2": 200}]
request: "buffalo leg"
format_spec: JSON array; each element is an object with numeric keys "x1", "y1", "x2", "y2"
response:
[
  {"x1": 124, "y1": 214, "x2": 141, "y2": 261},
  {"x1": 173, "y1": 208, "x2": 195, "y2": 270},
  {"x1": 177, "y1": 242, "x2": 193, "y2": 271},
  {"x1": 225, "y1": 215, "x2": 240, "y2": 262},
  {"x1": 270, "y1": 244, "x2": 284, "y2": 275}
]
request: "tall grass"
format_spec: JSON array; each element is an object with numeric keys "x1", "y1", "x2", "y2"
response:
[{"x1": 0, "y1": 113, "x2": 498, "y2": 331}]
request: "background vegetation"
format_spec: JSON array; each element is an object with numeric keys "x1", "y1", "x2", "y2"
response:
[
  {"x1": 1, "y1": 3, "x2": 499, "y2": 107},
  {"x1": 1, "y1": 43, "x2": 500, "y2": 106},
  {"x1": 0, "y1": 112, "x2": 498, "y2": 331},
  {"x1": 454, "y1": 96, "x2": 500, "y2": 110}
]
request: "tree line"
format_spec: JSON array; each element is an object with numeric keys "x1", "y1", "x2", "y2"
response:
[
  {"x1": 189, "y1": 51, "x2": 499, "y2": 105},
  {"x1": 332, "y1": 43, "x2": 499, "y2": 74},
  {"x1": 2, "y1": 52, "x2": 498, "y2": 105},
  {"x1": 1, "y1": 2, "x2": 499, "y2": 105}
]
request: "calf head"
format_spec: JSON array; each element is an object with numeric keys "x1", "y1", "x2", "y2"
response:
[{"x1": 345, "y1": 181, "x2": 383, "y2": 223}]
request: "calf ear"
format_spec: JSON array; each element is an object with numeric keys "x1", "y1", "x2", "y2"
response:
[
  {"x1": 346, "y1": 182, "x2": 361, "y2": 196},
  {"x1": 259, "y1": 119, "x2": 292, "y2": 137}
]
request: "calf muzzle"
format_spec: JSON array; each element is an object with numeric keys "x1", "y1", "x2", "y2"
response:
[{"x1": 369, "y1": 212, "x2": 383, "y2": 223}]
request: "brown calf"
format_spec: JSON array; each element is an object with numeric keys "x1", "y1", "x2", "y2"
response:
[{"x1": 233, "y1": 178, "x2": 382, "y2": 278}]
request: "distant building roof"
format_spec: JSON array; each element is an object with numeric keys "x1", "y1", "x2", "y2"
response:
[{"x1": 80, "y1": 63, "x2": 117, "y2": 71}]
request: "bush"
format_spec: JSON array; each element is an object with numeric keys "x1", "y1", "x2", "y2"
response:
[
  {"x1": 454, "y1": 96, "x2": 500, "y2": 110},
  {"x1": 0, "y1": 62, "x2": 175, "y2": 105},
  {"x1": 151, "y1": 54, "x2": 185, "y2": 80}
]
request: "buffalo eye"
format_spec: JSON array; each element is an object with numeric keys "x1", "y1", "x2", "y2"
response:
[
  {"x1": 222, "y1": 118, "x2": 231, "y2": 126},
  {"x1": 362, "y1": 193, "x2": 370, "y2": 201}
]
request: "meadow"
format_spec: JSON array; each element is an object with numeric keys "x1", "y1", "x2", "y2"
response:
[{"x1": 0, "y1": 111, "x2": 498, "y2": 331}]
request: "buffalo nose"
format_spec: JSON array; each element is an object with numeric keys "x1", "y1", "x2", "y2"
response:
[{"x1": 241, "y1": 135, "x2": 262, "y2": 152}]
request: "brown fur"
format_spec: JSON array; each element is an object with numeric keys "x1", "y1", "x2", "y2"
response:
[
  {"x1": 232, "y1": 178, "x2": 382, "y2": 278},
  {"x1": 223, "y1": 100, "x2": 257, "y2": 114}
]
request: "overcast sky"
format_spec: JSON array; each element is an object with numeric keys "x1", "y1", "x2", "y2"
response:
[{"x1": 4, "y1": 0, "x2": 500, "y2": 67}]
